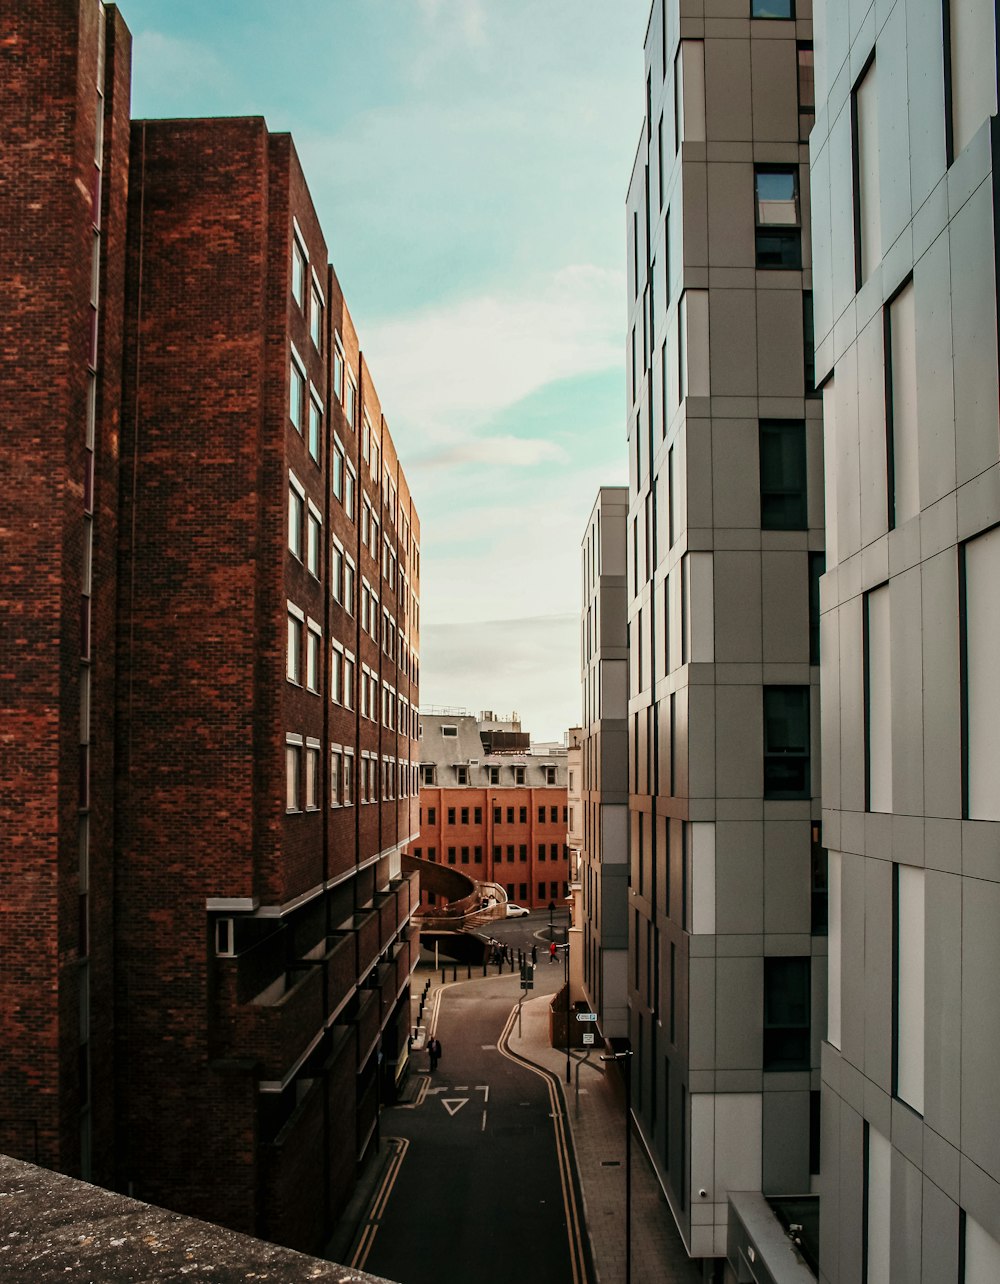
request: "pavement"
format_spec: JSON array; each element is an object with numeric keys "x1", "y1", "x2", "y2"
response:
[{"x1": 331, "y1": 950, "x2": 701, "y2": 1284}]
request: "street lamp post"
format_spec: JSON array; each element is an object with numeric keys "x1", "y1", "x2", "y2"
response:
[{"x1": 601, "y1": 1049, "x2": 633, "y2": 1284}]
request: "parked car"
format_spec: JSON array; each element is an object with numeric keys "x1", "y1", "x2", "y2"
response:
[{"x1": 505, "y1": 903, "x2": 530, "y2": 919}]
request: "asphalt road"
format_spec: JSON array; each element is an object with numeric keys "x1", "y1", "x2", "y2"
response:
[{"x1": 359, "y1": 914, "x2": 584, "y2": 1284}]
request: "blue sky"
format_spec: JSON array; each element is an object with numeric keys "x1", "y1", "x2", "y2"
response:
[{"x1": 123, "y1": 0, "x2": 647, "y2": 740}]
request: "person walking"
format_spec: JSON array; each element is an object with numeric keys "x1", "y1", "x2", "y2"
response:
[
  {"x1": 427, "y1": 1036, "x2": 442, "y2": 1072},
  {"x1": 531, "y1": 944, "x2": 538, "y2": 966},
  {"x1": 549, "y1": 940, "x2": 557, "y2": 964}
]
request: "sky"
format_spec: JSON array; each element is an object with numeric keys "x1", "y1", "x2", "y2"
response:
[{"x1": 122, "y1": 0, "x2": 648, "y2": 741}]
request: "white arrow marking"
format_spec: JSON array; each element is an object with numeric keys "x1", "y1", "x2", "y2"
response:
[{"x1": 442, "y1": 1098, "x2": 469, "y2": 1117}]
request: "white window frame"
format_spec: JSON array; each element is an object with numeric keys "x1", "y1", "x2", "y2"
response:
[{"x1": 306, "y1": 619, "x2": 322, "y2": 694}]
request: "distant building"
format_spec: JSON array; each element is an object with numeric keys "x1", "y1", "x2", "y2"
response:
[
  {"x1": 578, "y1": 488, "x2": 629, "y2": 1040},
  {"x1": 407, "y1": 711, "x2": 569, "y2": 910},
  {"x1": 626, "y1": 0, "x2": 823, "y2": 1271},
  {"x1": 0, "y1": 0, "x2": 419, "y2": 1256}
]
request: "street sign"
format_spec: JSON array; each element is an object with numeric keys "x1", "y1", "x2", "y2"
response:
[
  {"x1": 576, "y1": 1012, "x2": 598, "y2": 1023},
  {"x1": 582, "y1": 1032, "x2": 595, "y2": 1046}
]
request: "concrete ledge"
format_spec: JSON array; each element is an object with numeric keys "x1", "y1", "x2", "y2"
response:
[{"x1": 0, "y1": 1154, "x2": 394, "y2": 1282}]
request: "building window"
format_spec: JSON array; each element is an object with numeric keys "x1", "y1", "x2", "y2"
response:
[
  {"x1": 489, "y1": 765, "x2": 500, "y2": 785},
  {"x1": 304, "y1": 744, "x2": 320, "y2": 809},
  {"x1": 808, "y1": 552, "x2": 825, "y2": 664},
  {"x1": 447, "y1": 847, "x2": 456, "y2": 865},
  {"x1": 343, "y1": 654, "x2": 354, "y2": 709},
  {"x1": 285, "y1": 738, "x2": 302, "y2": 811},
  {"x1": 344, "y1": 559, "x2": 355, "y2": 615},
  {"x1": 864, "y1": 1124, "x2": 891, "y2": 1284},
  {"x1": 885, "y1": 277, "x2": 918, "y2": 528},
  {"x1": 538, "y1": 845, "x2": 546, "y2": 861},
  {"x1": 763, "y1": 686, "x2": 810, "y2": 799},
  {"x1": 865, "y1": 585, "x2": 892, "y2": 813},
  {"x1": 893, "y1": 864, "x2": 925, "y2": 1113},
  {"x1": 427, "y1": 806, "x2": 436, "y2": 824},
  {"x1": 331, "y1": 541, "x2": 345, "y2": 605},
  {"x1": 289, "y1": 351, "x2": 306, "y2": 432},
  {"x1": 964, "y1": 1214, "x2": 1000, "y2": 1284},
  {"x1": 345, "y1": 466, "x2": 356, "y2": 520},
  {"x1": 333, "y1": 337, "x2": 344, "y2": 402},
  {"x1": 537, "y1": 806, "x2": 545, "y2": 823},
  {"x1": 751, "y1": 0, "x2": 793, "y2": 13},
  {"x1": 797, "y1": 42, "x2": 814, "y2": 139},
  {"x1": 307, "y1": 507, "x2": 321, "y2": 579},
  {"x1": 514, "y1": 766, "x2": 525, "y2": 785},
  {"x1": 474, "y1": 806, "x2": 482, "y2": 824},
  {"x1": 344, "y1": 753, "x2": 354, "y2": 805},
  {"x1": 519, "y1": 806, "x2": 527, "y2": 823},
  {"x1": 333, "y1": 437, "x2": 345, "y2": 503},
  {"x1": 328, "y1": 750, "x2": 341, "y2": 808},
  {"x1": 803, "y1": 291, "x2": 817, "y2": 396},
  {"x1": 441, "y1": 725, "x2": 457, "y2": 738},
  {"x1": 963, "y1": 525, "x2": 1000, "y2": 819},
  {"x1": 759, "y1": 420, "x2": 807, "y2": 529},
  {"x1": 810, "y1": 823, "x2": 828, "y2": 935},
  {"x1": 288, "y1": 476, "x2": 304, "y2": 559},
  {"x1": 344, "y1": 375, "x2": 357, "y2": 429},
  {"x1": 306, "y1": 624, "x2": 321, "y2": 693},
  {"x1": 946, "y1": 0, "x2": 1000, "y2": 163},
  {"x1": 291, "y1": 232, "x2": 306, "y2": 307},
  {"x1": 461, "y1": 846, "x2": 469, "y2": 864},
  {"x1": 754, "y1": 166, "x2": 801, "y2": 269},
  {"x1": 286, "y1": 609, "x2": 303, "y2": 684},
  {"x1": 763, "y1": 956, "x2": 810, "y2": 1070},
  {"x1": 330, "y1": 645, "x2": 343, "y2": 704},
  {"x1": 310, "y1": 281, "x2": 323, "y2": 351},
  {"x1": 852, "y1": 55, "x2": 881, "y2": 288},
  {"x1": 308, "y1": 392, "x2": 322, "y2": 463}
]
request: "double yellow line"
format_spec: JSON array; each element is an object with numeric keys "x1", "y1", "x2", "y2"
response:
[
  {"x1": 497, "y1": 1005, "x2": 590, "y2": 1284},
  {"x1": 351, "y1": 1136, "x2": 410, "y2": 1271}
]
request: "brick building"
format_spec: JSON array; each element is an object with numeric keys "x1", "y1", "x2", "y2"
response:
[
  {"x1": 407, "y1": 712, "x2": 569, "y2": 910},
  {"x1": 0, "y1": 0, "x2": 420, "y2": 1256}
]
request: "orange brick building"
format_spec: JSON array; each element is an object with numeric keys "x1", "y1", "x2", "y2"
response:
[{"x1": 407, "y1": 713, "x2": 569, "y2": 910}]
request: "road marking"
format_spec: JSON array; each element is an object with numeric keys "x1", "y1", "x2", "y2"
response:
[
  {"x1": 441, "y1": 1098, "x2": 468, "y2": 1116},
  {"x1": 350, "y1": 1136, "x2": 409, "y2": 1272},
  {"x1": 454, "y1": 1084, "x2": 469, "y2": 1090},
  {"x1": 481, "y1": 1109, "x2": 487, "y2": 1132},
  {"x1": 498, "y1": 1005, "x2": 589, "y2": 1284}
]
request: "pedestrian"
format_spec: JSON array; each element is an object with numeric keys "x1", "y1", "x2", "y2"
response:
[
  {"x1": 428, "y1": 1036, "x2": 442, "y2": 1072},
  {"x1": 549, "y1": 940, "x2": 557, "y2": 964},
  {"x1": 532, "y1": 944, "x2": 538, "y2": 966}
]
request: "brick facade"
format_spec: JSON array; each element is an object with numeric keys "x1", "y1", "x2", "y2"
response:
[{"x1": 0, "y1": 0, "x2": 420, "y2": 1256}]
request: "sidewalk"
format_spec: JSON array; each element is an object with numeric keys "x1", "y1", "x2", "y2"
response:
[
  {"x1": 510, "y1": 991, "x2": 701, "y2": 1284},
  {"x1": 410, "y1": 959, "x2": 701, "y2": 1284}
]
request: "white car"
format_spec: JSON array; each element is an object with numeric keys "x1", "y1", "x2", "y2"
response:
[{"x1": 505, "y1": 903, "x2": 530, "y2": 919}]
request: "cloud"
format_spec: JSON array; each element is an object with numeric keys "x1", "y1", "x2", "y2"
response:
[
  {"x1": 411, "y1": 435, "x2": 567, "y2": 469},
  {"x1": 362, "y1": 264, "x2": 624, "y2": 441},
  {"x1": 420, "y1": 614, "x2": 582, "y2": 742}
]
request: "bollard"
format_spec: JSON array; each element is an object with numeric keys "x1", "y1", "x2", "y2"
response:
[
  {"x1": 441, "y1": 968, "x2": 446, "y2": 984},
  {"x1": 482, "y1": 962, "x2": 487, "y2": 977},
  {"x1": 452, "y1": 965, "x2": 457, "y2": 982},
  {"x1": 467, "y1": 964, "x2": 471, "y2": 979}
]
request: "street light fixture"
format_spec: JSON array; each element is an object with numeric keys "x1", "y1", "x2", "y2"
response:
[{"x1": 601, "y1": 1048, "x2": 633, "y2": 1284}]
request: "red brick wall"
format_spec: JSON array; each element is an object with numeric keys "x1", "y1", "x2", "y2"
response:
[
  {"x1": 0, "y1": 0, "x2": 130, "y2": 1182},
  {"x1": 407, "y1": 786, "x2": 570, "y2": 909}
]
